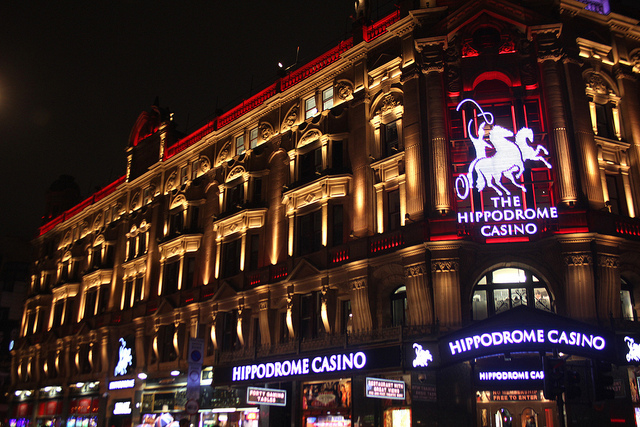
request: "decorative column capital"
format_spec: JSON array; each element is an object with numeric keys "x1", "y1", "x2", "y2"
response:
[
  {"x1": 350, "y1": 276, "x2": 368, "y2": 291},
  {"x1": 563, "y1": 252, "x2": 593, "y2": 266},
  {"x1": 404, "y1": 262, "x2": 428, "y2": 278},
  {"x1": 431, "y1": 259, "x2": 459, "y2": 272},
  {"x1": 597, "y1": 254, "x2": 619, "y2": 268}
]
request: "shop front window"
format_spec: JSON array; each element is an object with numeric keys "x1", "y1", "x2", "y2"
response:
[{"x1": 472, "y1": 267, "x2": 552, "y2": 320}]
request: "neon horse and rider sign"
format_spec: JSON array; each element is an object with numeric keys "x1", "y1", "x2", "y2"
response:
[{"x1": 454, "y1": 99, "x2": 556, "y2": 238}]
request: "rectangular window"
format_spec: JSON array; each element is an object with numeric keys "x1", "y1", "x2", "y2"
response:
[
  {"x1": 252, "y1": 178, "x2": 262, "y2": 204},
  {"x1": 248, "y1": 234, "x2": 260, "y2": 271},
  {"x1": 332, "y1": 204, "x2": 344, "y2": 247},
  {"x1": 322, "y1": 87, "x2": 334, "y2": 111},
  {"x1": 227, "y1": 184, "x2": 244, "y2": 211},
  {"x1": 387, "y1": 189, "x2": 401, "y2": 231},
  {"x1": 134, "y1": 277, "x2": 144, "y2": 303},
  {"x1": 332, "y1": 140, "x2": 344, "y2": 172},
  {"x1": 64, "y1": 300, "x2": 74, "y2": 325},
  {"x1": 222, "y1": 239, "x2": 241, "y2": 278},
  {"x1": 123, "y1": 280, "x2": 133, "y2": 309},
  {"x1": 138, "y1": 233, "x2": 147, "y2": 255},
  {"x1": 84, "y1": 289, "x2": 97, "y2": 318},
  {"x1": 279, "y1": 312, "x2": 289, "y2": 343},
  {"x1": 164, "y1": 261, "x2": 180, "y2": 295},
  {"x1": 181, "y1": 166, "x2": 189, "y2": 185},
  {"x1": 52, "y1": 301, "x2": 64, "y2": 327},
  {"x1": 160, "y1": 324, "x2": 177, "y2": 362},
  {"x1": 184, "y1": 257, "x2": 195, "y2": 290},
  {"x1": 342, "y1": 300, "x2": 352, "y2": 334},
  {"x1": 383, "y1": 120, "x2": 399, "y2": 157},
  {"x1": 305, "y1": 96, "x2": 317, "y2": 119},
  {"x1": 299, "y1": 147, "x2": 322, "y2": 183},
  {"x1": 596, "y1": 103, "x2": 614, "y2": 139},
  {"x1": 253, "y1": 317, "x2": 261, "y2": 347},
  {"x1": 191, "y1": 159, "x2": 201, "y2": 180},
  {"x1": 249, "y1": 127, "x2": 259, "y2": 149},
  {"x1": 98, "y1": 286, "x2": 109, "y2": 314},
  {"x1": 169, "y1": 211, "x2": 184, "y2": 236},
  {"x1": 236, "y1": 135, "x2": 245, "y2": 155},
  {"x1": 222, "y1": 311, "x2": 238, "y2": 351},
  {"x1": 298, "y1": 210, "x2": 322, "y2": 255},
  {"x1": 606, "y1": 174, "x2": 626, "y2": 215},
  {"x1": 300, "y1": 292, "x2": 322, "y2": 340}
]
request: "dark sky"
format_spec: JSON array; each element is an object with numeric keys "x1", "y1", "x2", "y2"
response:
[{"x1": 0, "y1": 1, "x2": 375, "y2": 240}]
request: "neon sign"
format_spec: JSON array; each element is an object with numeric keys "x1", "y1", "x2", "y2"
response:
[
  {"x1": 365, "y1": 377, "x2": 406, "y2": 400},
  {"x1": 625, "y1": 336, "x2": 640, "y2": 362},
  {"x1": 108, "y1": 379, "x2": 135, "y2": 390},
  {"x1": 412, "y1": 343, "x2": 433, "y2": 368},
  {"x1": 247, "y1": 387, "x2": 287, "y2": 406},
  {"x1": 454, "y1": 99, "x2": 554, "y2": 239},
  {"x1": 114, "y1": 337, "x2": 133, "y2": 376},
  {"x1": 478, "y1": 370, "x2": 544, "y2": 381},
  {"x1": 232, "y1": 351, "x2": 367, "y2": 381},
  {"x1": 447, "y1": 328, "x2": 606, "y2": 357}
]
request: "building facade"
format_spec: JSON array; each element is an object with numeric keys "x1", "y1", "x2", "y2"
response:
[{"x1": 11, "y1": 0, "x2": 640, "y2": 426}]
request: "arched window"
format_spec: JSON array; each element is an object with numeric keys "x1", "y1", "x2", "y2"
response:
[
  {"x1": 391, "y1": 285, "x2": 407, "y2": 326},
  {"x1": 471, "y1": 267, "x2": 552, "y2": 320}
]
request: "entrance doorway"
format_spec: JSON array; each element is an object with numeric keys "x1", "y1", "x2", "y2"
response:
[{"x1": 476, "y1": 390, "x2": 557, "y2": 426}]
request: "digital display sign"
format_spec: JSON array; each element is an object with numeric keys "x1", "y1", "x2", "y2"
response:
[
  {"x1": 247, "y1": 387, "x2": 286, "y2": 406},
  {"x1": 365, "y1": 378, "x2": 405, "y2": 400}
]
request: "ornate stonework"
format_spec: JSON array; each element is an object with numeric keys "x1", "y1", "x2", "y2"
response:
[
  {"x1": 282, "y1": 105, "x2": 299, "y2": 131},
  {"x1": 431, "y1": 259, "x2": 459, "y2": 272},
  {"x1": 350, "y1": 277, "x2": 367, "y2": 291},
  {"x1": 597, "y1": 254, "x2": 619, "y2": 268},
  {"x1": 336, "y1": 81, "x2": 353, "y2": 100},
  {"x1": 258, "y1": 122, "x2": 274, "y2": 141},
  {"x1": 564, "y1": 253, "x2": 593, "y2": 266},
  {"x1": 404, "y1": 263, "x2": 427, "y2": 278},
  {"x1": 585, "y1": 72, "x2": 609, "y2": 95}
]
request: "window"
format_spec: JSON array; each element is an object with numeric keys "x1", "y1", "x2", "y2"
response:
[
  {"x1": 383, "y1": 120, "x2": 399, "y2": 157},
  {"x1": 472, "y1": 267, "x2": 552, "y2": 320},
  {"x1": 606, "y1": 174, "x2": 626, "y2": 215},
  {"x1": 169, "y1": 210, "x2": 184, "y2": 236},
  {"x1": 84, "y1": 288, "x2": 97, "y2": 318},
  {"x1": 52, "y1": 301, "x2": 64, "y2": 328},
  {"x1": 184, "y1": 257, "x2": 195, "y2": 290},
  {"x1": 298, "y1": 210, "x2": 322, "y2": 255},
  {"x1": 252, "y1": 317, "x2": 261, "y2": 347},
  {"x1": 191, "y1": 159, "x2": 201, "y2": 180},
  {"x1": 221, "y1": 311, "x2": 238, "y2": 351},
  {"x1": 252, "y1": 178, "x2": 263, "y2": 204},
  {"x1": 134, "y1": 277, "x2": 144, "y2": 303},
  {"x1": 331, "y1": 204, "x2": 344, "y2": 247},
  {"x1": 387, "y1": 189, "x2": 401, "y2": 232},
  {"x1": 299, "y1": 146, "x2": 322, "y2": 183},
  {"x1": 249, "y1": 127, "x2": 259, "y2": 149},
  {"x1": 181, "y1": 166, "x2": 189, "y2": 185},
  {"x1": 391, "y1": 285, "x2": 407, "y2": 326},
  {"x1": 342, "y1": 300, "x2": 352, "y2": 334},
  {"x1": 621, "y1": 278, "x2": 636, "y2": 321},
  {"x1": 300, "y1": 292, "x2": 323, "y2": 340},
  {"x1": 332, "y1": 140, "x2": 344, "y2": 172},
  {"x1": 305, "y1": 96, "x2": 317, "y2": 119},
  {"x1": 123, "y1": 279, "x2": 133, "y2": 309},
  {"x1": 236, "y1": 135, "x2": 245, "y2": 155},
  {"x1": 322, "y1": 87, "x2": 334, "y2": 111},
  {"x1": 163, "y1": 260, "x2": 180, "y2": 295},
  {"x1": 98, "y1": 286, "x2": 109, "y2": 314},
  {"x1": 160, "y1": 324, "x2": 177, "y2": 362},
  {"x1": 248, "y1": 234, "x2": 260, "y2": 271},
  {"x1": 227, "y1": 182, "x2": 244, "y2": 211},
  {"x1": 595, "y1": 103, "x2": 616, "y2": 139},
  {"x1": 222, "y1": 239, "x2": 241, "y2": 278}
]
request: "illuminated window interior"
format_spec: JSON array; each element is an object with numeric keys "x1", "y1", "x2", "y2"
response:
[{"x1": 472, "y1": 267, "x2": 552, "y2": 320}]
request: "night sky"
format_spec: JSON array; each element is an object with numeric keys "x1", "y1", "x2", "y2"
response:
[{"x1": 0, "y1": 1, "x2": 369, "y2": 240}]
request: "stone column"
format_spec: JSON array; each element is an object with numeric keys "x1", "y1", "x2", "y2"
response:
[
  {"x1": 135, "y1": 320, "x2": 146, "y2": 370},
  {"x1": 402, "y1": 64, "x2": 427, "y2": 220},
  {"x1": 532, "y1": 26, "x2": 579, "y2": 205},
  {"x1": 617, "y1": 66, "x2": 640, "y2": 215},
  {"x1": 431, "y1": 259, "x2": 461, "y2": 327},
  {"x1": 349, "y1": 277, "x2": 373, "y2": 332},
  {"x1": 258, "y1": 299, "x2": 273, "y2": 347},
  {"x1": 418, "y1": 37, "x2": 452, "y2": 214},
  {"x1": 596, "y1": 254, "x2": 620, "y2": 320},
  {"x1": 564, "y1": 57, "x2": 605, "y2": 208},
  {"x1": 404, "y1": 262, "x2": 433, "y2": 326},
  {"x1": 563, "y1": 252, "x2": 597, "y2": 321}
]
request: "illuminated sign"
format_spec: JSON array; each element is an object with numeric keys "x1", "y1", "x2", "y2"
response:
[
  {"x1": 454, "y1": 99, "x2": 554, "y2": 239},
  {"x1": 232, "y1": 351, "x2": 367, "y2": 382},
  {"x1": 247, "y1": 387, "x2": 287, "y2": 406},
  {"x1": 113, "y1": 401, "x2": 132, "y2": 415},
  {"x1": 412, "y1": 343, "x2": 433, "y2": 368},
  {"x1": 478, "y1": 370, "x2": 544, "y2": 382},
  {"x1": 108, "y1": 379, "x2": 135, "y2": 390},
  {"x1": 365, "y1": 378, "x2": 406, "y2": 400},
  {"x1": 625, "y1": 336, "x2": 640, "y2": 362},
  {"x1": 114, "y1": 337, "x2": 133, "y2": 376},
  {"x1": 448, "y1": 328, "x2": 606, "y2": 357}
]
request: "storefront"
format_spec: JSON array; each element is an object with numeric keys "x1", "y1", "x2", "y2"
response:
[
  {"x1": 214, "y1": 346, "x2": 403, "y2": 426},
  {"x1": 10, "y1": 394, "x2": 33, "y2": 427}
]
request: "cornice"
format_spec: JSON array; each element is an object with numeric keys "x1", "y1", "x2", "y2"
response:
[{"x1": 158, "y1": 234, "x2": 203, "y2": 260}]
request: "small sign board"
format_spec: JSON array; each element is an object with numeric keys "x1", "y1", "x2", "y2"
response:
[
  {"x1": 246, "y1": 387, "x2": 287, "y2": 406},
  {"x1": 365, "y1": 377, "x2": 406, "y2": 400}
]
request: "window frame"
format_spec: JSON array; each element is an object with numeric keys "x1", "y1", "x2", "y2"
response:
[
  {"x1": 304, "y1": 95, "x2": 318, "y2": 119},
  {"x1": 236, "y1": 134, "x2": 246, "y2": 156}
]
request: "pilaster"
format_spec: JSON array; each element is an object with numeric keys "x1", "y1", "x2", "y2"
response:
[
  {"x1": 404, "y1": 262, "x2": 433, "y2": 326},
  {"x1": 431, "y1": 258, "x2": 461, "y2": 327}
]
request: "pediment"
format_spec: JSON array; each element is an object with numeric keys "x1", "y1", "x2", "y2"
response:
[
  {"x1": 286, "y1": 259, "x2": 321, "y2": 283},
  {"x1": 211, "y1": 281, "x2": 239, "y2": 301},
  {"x1": 154, "y1": 298, "x2": 177, "y2": 316}
]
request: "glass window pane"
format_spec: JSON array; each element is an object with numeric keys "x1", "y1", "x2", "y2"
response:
[
  {"x1": 492, "y1": 268, "x2": 526, "y2": 284},
  {"x1": 511, "y1": 288, "x2": 527, "y2": 307},
  {"x1": 322, "y1": 87, "x2": 333, "y2": 110},
  {"x1": 533, "y1": 288, "x2": 551, "y2": 312},
  {"x1": 473, "y1": 290, "x2": 488, "y2": 320},
  {"x1": 621, "y1": 289, "x2": 634, "y2": 320},
  {"x1": 494, "y1": 289, "x2": 510, "y2": 314}
]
